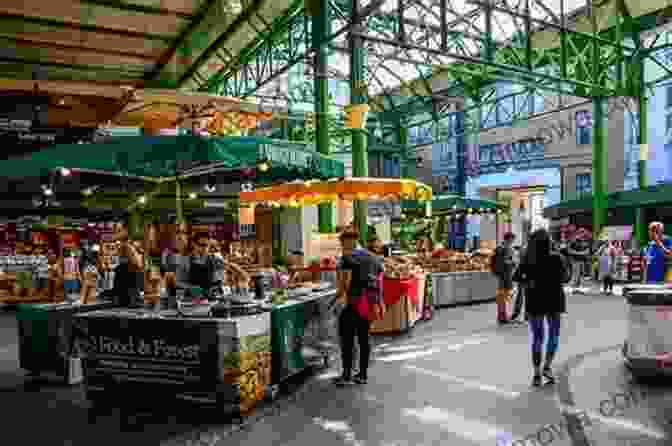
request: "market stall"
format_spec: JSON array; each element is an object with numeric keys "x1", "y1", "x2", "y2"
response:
[
  {"x1": 0, "y1": 132, "x2": 346, "y2": 402},
  {"x1": 240, "y1": 178, "x2": 433, "y2": 335}
]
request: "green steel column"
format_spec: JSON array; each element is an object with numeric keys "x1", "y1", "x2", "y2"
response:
[
  {"x1": 398, "y1": 123, "x2": 409, "y2": 178},
  {"x1": 313, "y1": 0, "x2": 335, "y2": 233},
  {"x1": 592, "y1": 96, "x2": 608, "y2": 239},
  {"x1": 350, "y1": 0, "x2": 368, "y2": 244},
  {"x1": 635, "y1": 92, "x2": 648, "y2": 247}
]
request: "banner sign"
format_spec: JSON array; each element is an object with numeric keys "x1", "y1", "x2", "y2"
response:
[
  {"x1": 258, "y1": 143, "x2": 321, "y2": 171},
  {"x1": 75, "y1": 311, "x2": 271, "y2": 411}
]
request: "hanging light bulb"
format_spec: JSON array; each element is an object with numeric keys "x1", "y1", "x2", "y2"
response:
[
  {"x1": 60, "y1": 167, "x2": 71, "y2": 177},
  {"x1": 257, "y1": 158, "x2": 270, "y2": 172},
  {"x1": 189, "y1": 192, "x2": 197, "y2": 199},
  {"x1": 138, "y1": 195, "x2": 147, "y2": 204},
  {"x1": 42, "y1": 185, "x2": 53, "y2": 196}
]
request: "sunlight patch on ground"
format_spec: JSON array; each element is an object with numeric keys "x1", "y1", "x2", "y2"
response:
[
  {"x1": 312, "y1": 416, "x2": 367, "y2": 446},
  {"x1": 402, "y1": 405, "x2": 513, "y2": 445},
  {"x1": 375, "y1": 349, "x2": 441, "y2": 362},
  {"x1": 404, "y1": 365, "x2": 521, "y2": 399}
]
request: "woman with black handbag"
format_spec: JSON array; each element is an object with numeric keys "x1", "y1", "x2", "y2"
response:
[{"x1": 518, "y1": 229, "x2": 569, "y2": 387}]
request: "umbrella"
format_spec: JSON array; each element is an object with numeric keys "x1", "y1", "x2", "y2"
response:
[{"x1": 239, "y1": 178, "x2": 432, "y2": 206}]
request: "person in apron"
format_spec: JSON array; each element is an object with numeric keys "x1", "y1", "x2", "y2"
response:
[{"x1": 110, "y1": 223, "x2": 144, "y2": 307}]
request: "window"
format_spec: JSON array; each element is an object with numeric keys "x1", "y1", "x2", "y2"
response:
[
  {"x1": 576, "y1": 111, "x2": 592, "y2": 145},
  {"x1": 576, "y1": 173, "x2": 592, "y2": 197},
  {"x1": 667, "y1": 85, "x2": 672, "y2": 109}
]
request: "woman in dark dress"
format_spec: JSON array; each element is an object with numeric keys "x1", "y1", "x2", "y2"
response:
[{"x1": 518, "y1": 228, "x2": 568, "y2": 387}]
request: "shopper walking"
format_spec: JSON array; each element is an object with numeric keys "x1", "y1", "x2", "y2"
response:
[
  {"x1": 599, "y1": 242, "x2": 616, "y2": 294},
  {"x1": 517, "y1": 229, "x2": 569, "y2": 387},
  {"x1": 492, "y1": 232, "x2": 516, "y2": 324},
  {"x1": 566, "y1": 232, "x2": 591, "y2": 293},
  {"x1": 644, "y1": 222, "x2": 672, "y2": 284},
  {"x1": 335, "y1": 229, "x2": 384, "y2": 386}
]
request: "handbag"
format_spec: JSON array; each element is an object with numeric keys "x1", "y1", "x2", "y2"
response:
[{"x1": 355, "y1": 273, "x2": 386, "y2": 322}]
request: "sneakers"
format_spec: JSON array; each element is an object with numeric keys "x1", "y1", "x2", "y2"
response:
[
  {"x1": 353, "y1": 374, "x2": 368, "y2": 385},
  {"x1": 532, "y1": 374, "x2": 542, "y2": 387},
  {"x1": 542, "y1": 367, "x2": 555, "y2": 384},
  {"x1": 334, "y1": 376, "x2": 353, "y2": 387}
]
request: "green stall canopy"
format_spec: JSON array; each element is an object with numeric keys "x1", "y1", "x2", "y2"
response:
[
  {"x1": 543, "y1": 183, "x2": 672, "y2": 220},
  {"x1": 403, "y1": 194, "x2": 506, "y2": 214},
  {"x1": 0, "y1": 136, "x2": 344, "y2": 182}
]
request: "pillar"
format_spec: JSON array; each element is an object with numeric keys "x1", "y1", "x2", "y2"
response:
[
  {"x1": 313, "y1": 0, "x2": 335, "y2": 233},
  {"x1": 350, "y1": 0, "x2": 368, "y2": 244},
  {"x1": 455, "y1": 108, "x2": 467, "y2": 250},
  {"x1": 635, "y1": 92, "x2": 648, "y2": 247},
  {"x1": 398, "y1": 122, "x2": 410, "y2": 178},
  {"x1": 592, "y1": 96, "x2": 608, "y2": 239}
]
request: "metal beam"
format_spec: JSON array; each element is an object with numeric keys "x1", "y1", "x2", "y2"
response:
[
  {"x1": 77, "y1": 0, "x2": 194, "y2": 18},
  {"x1": 176, "y1": 0, "x2": 267, "y2": 86},
  {"x1": 0, "y1": 56, "x2": 147, "y2": 76},
  {"x1": 1, "y1": 36, "x2": 158, "y2": 61},
  {"x1": 0, "y1": 12, "x2": 175, "y2": 42},
  {"x1": 146, "y1": 0, "x2": 220, "y2": 80}
]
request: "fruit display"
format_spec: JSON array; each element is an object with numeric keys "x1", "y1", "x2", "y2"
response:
[{"x1": 221, "y1": 334, "x2": 272, "y2": 414}]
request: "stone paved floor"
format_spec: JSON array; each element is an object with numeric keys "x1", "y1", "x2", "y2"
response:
[{"x1": 1, "y1": 285, "x2": 671, "y2": 446}]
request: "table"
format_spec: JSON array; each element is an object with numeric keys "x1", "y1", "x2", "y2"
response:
[
  {"x1": 73, "y1": 307, "x2": 272, "y2": 415},
  {"x1": 271, "y1": 288, "x2": 338, "y2": 384},
  {"x1": 16, "y1": 301, "x2": 115, "y2": 383}
]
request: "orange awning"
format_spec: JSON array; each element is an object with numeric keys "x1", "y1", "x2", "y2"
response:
[{"x1": 240, "y1": 178, "x2": 432, "y2": 206}]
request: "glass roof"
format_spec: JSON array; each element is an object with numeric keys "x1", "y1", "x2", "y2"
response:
[{"x1": 247, "y1": 0, "x2": 593, "y2": 109}]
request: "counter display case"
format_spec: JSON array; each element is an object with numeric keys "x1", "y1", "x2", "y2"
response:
[
  {"x1": 431, "y1": 272, "x2": 498, "y2": 308},
  {"x1": 74, "y1": 308, "x2": 272, "y2": 416}
]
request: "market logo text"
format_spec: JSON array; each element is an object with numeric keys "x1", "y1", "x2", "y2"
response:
[
  {"x1": 82, "y1": 335, "x2": 201, "y2": 362},
  {"x1": 532, "y1": 98, "x2": 631, "y2": 147}
]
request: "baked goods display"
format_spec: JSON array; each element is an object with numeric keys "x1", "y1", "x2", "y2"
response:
[
  {"x1": 410, "y1": 249, "x2": 495, "y2": 273},
  {"x1": 383, "y1": 256, "x2": 423, "y2": 279}
]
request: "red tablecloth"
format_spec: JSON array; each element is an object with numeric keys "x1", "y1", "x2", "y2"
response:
[{"x1": 383, "y1": 276, "x2": 420, "y2": 306}]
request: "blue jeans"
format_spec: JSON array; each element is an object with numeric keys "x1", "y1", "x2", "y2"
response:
[{"x1": 529, "y1": 314, "x2": 561, "y2": 367}]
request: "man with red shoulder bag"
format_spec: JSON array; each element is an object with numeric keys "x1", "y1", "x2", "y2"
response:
[{"x1": 335, "y1": 230, "x2": 384, "y2": 386}]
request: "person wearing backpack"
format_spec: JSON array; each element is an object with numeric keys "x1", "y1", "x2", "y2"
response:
[
  {"x1": 517, "y1": 229, "x2": 569, "y2": 387},
  {"x1": 335, "y1": 229, "x2": 385, "y2": 386},
  {"x1": 491, "y1": 232, "x2": 516, "y2": 324}
]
